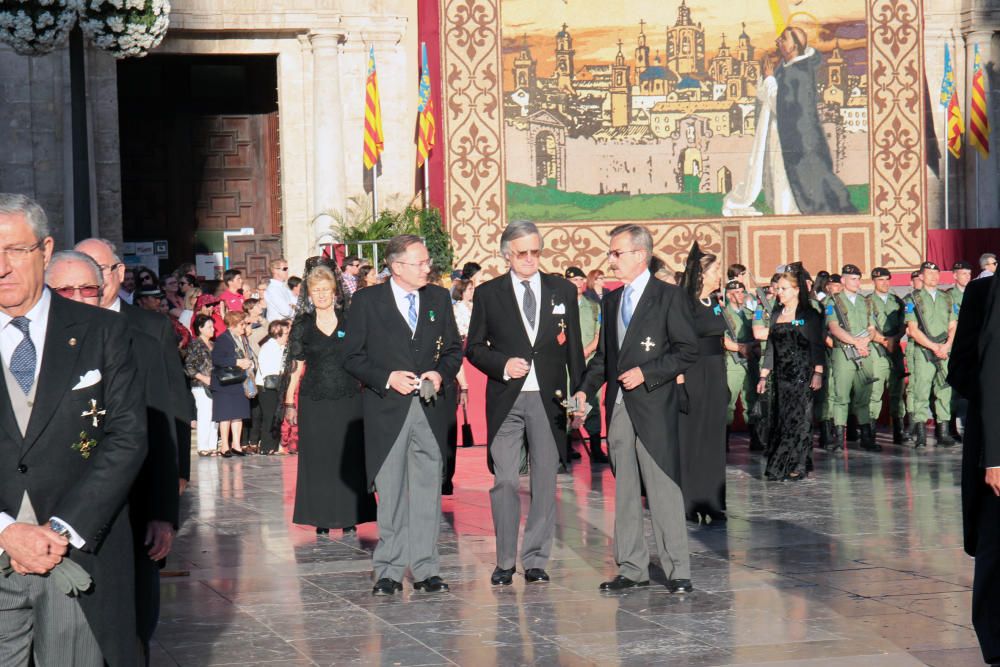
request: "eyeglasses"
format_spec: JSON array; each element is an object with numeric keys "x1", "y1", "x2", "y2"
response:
[
  {"x1": 53, "y1": 285, "x2": 101, "y2": 299},
  {"x1": 97, "y1": 262, "x2": 122, "y2": 273},
  {"x1": 607, "y1": 249, "x2": 642, "y2": 260},
  {"x1": 0, "y1": 241, "x2": 43, "y2": 263},
  {"x1": 510, "y1": 249, "x2": 542, "y2": 260},
  {"x1": 394, "y1": 259, "x2": 433, "y2": 268}
]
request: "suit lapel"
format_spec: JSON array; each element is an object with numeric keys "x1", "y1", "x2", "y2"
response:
[
  {"x1": 620, "y1": 278, "x2": 657, "y2": 354},
  {"x1": 0, "y1": 371, "x2": 22, "y2": 445},
  {"x1": 22, "y1": 297, "x2": 85, "y2": 452},
  {"x1": 534, "y1": 275, "x2": 557, "y2": 350},
  {"x1": 379, "y1": 281, "x2": 415, "y2": 339},
  {"x1": 413, "y1": 286, "x2": 432, "y2": 342}
]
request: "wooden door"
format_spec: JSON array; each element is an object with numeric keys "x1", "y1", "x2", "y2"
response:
[{"x1": 228, "y1": 235, "x2": 282, "y2": 290}]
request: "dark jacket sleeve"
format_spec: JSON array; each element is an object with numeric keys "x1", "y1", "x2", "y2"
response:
[
  {"x1": 434, "y1": 290, "x2": 464, "y2": 384},
  {"x1": 562, "y1": 283, "x2": 586, "y2": 392},
  {"x1": 948, "y1": 279, "x2": 986, "y2": 400},
  {"x1": 54, "y1": 315, "x2": 147, "y2": 549},
  {"x1": 465, "y1": 286, "x2": 510, "y2": 381},
  {"x1": 576, "y1": 295, "x2": 609, "y2": 397},
  {"x1": 342, "y1": 291, "x2": 391, "y2": 396},
  {"x1": 640, "y1": 288, "x2": 699, "y2": 388},
  {"x1": 142, "y1": 347, "x2": 180, "y2": 527}
]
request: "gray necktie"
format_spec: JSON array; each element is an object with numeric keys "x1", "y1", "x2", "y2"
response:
[{"x1": 521, "y1": 280, "x2": 536, "y2": 329}]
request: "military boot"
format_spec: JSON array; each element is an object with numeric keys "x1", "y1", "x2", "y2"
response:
[
  {"x1": 935, "y1": 423, "x2": 957, "y2": 448},
  {"x1": 859, "y1": 424, "x2": 880, "y2": 451},
  {"x1": 831, "y1": 425, "x2": 844, "y2": 452},
  {"x1": 818, "y1": 421, "x2": 829, "y2": 450},
  {"x1": 892, "y1": 417, "x2": 905, "y2": 445},
  {"x1": 913, "y1": 422, "x2": 927, "y2": 448},
  {"x1": 846, "y1": 416, "x2": 860, "y2": 442}
]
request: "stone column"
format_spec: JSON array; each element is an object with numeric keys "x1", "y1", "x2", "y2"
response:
[
  {"x1": 964, "y1": 30, "x2": 998, "y2": 229},
  {"x1": 310, "y1": 31, "x2": 346, "y2": 247}
]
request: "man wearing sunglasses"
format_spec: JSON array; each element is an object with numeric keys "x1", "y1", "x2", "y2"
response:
[
  {"x1": 264, "y1": 258, "x2": 295, "y2": 323},
  {"x1": 466, "y1": 220, "x2": 585, "y2": 587}
]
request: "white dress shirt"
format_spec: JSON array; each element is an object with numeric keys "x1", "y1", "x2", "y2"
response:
[
  {"x1": 510, "y1": 271, "x2": 542, "y2": 391},
  {"x1": 619, "y1": 269, "x2": 651, "y2": 333},
  {"x1": 0, "y1": 288, "x2": 84, "y2": 550},
  {"x1": 256, "y1": 339, "x2": 285, "y2": 384},
  {"x1": 265, "y1": 279, "x2": 295, "y2": 321}
]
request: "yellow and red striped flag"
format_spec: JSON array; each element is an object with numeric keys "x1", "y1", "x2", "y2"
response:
[
  {"x1": 416, "y1": 42, "x2": 436, "y2": 167},
  {"x1": 363, "y1": 45, "x2": 384, "y2": 170},
  {"x1": 948, "y1": 89, "x2": 964, "y2": 158},
  {"x1": 969, "y1": 44, "x2": 990, "y2": 159}
]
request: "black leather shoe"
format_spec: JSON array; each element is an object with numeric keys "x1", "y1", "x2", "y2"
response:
[
  {"x1": 667, "y1": 578, "x2": 693, "y2": 593},
  {"x1": 315, "y1": 527, "x2": 329, "y2": 535},
  {"x1": 372, "y1": 578, "x2": 402, "y2": 596},
  {"x1": 490, "y1": 566, "x2": 515, "y2": 586},
  {"x1": 231, "y1": 447, "x2": 246, "y2": 457},
  {"x1": 413, "y1": 576, "x2": 449, "y2": 593},
  {"x1": 441, "y1": 483, "x2": 454, "y2": 496},
  {"x1": 341, "y1": 525, "x2": 356, "y2": 535},
  {"x1": 524, "y1": 568, "x2": 550, "y2": 583},
  {"x1": 599, "y1": 575, "x2": 649, "y2": 591},
  {"x1": 220, "y1": 449, "x2": 233, "y2": 458}
]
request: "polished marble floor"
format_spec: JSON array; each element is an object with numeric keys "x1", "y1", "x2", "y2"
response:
[{"x1": 151, "y1": 431, "x2": 987, "y2": 666}]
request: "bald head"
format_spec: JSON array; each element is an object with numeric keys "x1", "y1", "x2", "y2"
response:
[
  {"x1": 45, "y1": 251, "x2": 103, "y2": 307},
  {"x1": 777, "y1": 26, "x2": 808, "y2": 62},
  {"x1": 75, "y1": 238, "x2": 124, "y2": 308}
]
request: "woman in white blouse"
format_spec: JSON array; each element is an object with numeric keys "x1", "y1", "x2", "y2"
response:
[{"x1": 256, "y1": 319, "x2": 291, "y2": 455}]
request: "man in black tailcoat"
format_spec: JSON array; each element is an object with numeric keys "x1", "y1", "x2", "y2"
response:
[
  {"x1": 948, "y1": 273, "x2": 1000, "y2": 663},
  {"x1": 466, "y1": 220, "x2": 584, "y2": 586},
  {"x1": 343, "y1": 235, "x2": 463, "y2": 596},
  {"x1": 0, "y1": 194, "x2": 146, "y2": 666},
  {"x1": 573, "y1": 223, "x2": 699, "y2": 593}
]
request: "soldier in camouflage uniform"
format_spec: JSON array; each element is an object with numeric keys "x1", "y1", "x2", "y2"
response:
[
  {"x1": 948, "y1": 260, "x2": 973, "y2": 441},
  {"x1": 866, "y1": 267, "x2": 906, "y2": 444},
  {"x1": 903, "y1": 261, "x2": 958, "y2": 448},
  {"x1": 902, "y1": 269, "x2": 923, "y2": 441},
  {"x1": 824, "y1": 264, "x2": 877, "y2": 451},
  {"x1": 721, "y1": 280, "x2": 760, "y2": 450}
]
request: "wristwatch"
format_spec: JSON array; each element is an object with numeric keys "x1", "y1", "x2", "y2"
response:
[{"x1": 49, "y1": 518, "x2": 71, "y2": 538}]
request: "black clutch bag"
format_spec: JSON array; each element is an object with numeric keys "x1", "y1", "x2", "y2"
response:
[
  {"x1": 217, "y1": 366, "x2": 247, "y2": 386},
  {"x1": 262, "y1": 375, "x2": 281, "y2": 390}
]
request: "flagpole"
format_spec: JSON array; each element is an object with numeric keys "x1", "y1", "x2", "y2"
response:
[
  {"x1": 372, "y1": 167, "x2": 380, "y2": 220},
  {"x1": 423, "y1": 163, "x2": 430, "y2": 209},
  {"x1": 944, "y1": 137, "x2": 950, "y2": 230}
]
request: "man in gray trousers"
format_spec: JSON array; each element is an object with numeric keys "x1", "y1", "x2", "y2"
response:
[
  {"x1": 343, "y1": 235, "x2": 463, "y2": 596},
  {"x1": 466, "y1": 221, "x2": 584, "y2": 586},
  {"x1": 573, "y1": 224, "x2": 699, "y2": 592}
]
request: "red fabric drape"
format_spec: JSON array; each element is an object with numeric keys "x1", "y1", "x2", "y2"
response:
[
  {"x1": 417, "y1": 1, "x2": 447, "y2": 225},
  {"x1": 927, "y1": 229, "x2": 1000, "y2": 270}
]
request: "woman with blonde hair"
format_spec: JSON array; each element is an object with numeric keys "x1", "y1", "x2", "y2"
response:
[{"x1": 285, "y1": 266, "x2": 375, "y2": 534}]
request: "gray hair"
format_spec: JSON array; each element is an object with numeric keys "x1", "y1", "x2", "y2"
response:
[
  {"x1": 980, "y1": 253, "x2": 997, "y2": 268},
  {"x1": 74, "y1": 237, "x2": 122, "y2": 264},
  {"x1": 0, "y1": 193, "x2": 50, "y2": 242},
  {"x1": 500, "y1": 220, "x2": 543, "y2": 257},
  {"x1": 385, "y1": 234, "x2": 425, "y2": 274},
  {"x1": 609, "y1": 224, "x2": 653, "y2": 260},
  {"x1": 46, "y1": 250, "x2": 104, "y2": 287}
]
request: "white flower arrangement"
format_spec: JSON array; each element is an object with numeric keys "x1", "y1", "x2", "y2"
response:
[
  {"x1": 0, "y1": 0, "x2": 84, "y2": 56},
  {"x1": 78, "y1": 0, "x2": 170, "y2": 59}
]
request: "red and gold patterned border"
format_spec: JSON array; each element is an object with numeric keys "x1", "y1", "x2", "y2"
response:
[{"x1": 440, "y1": 0, "x2": 926, "y2": 280}]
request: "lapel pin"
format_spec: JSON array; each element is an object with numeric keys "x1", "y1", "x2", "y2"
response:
[
  {"x1": 556, "y1": 319, "x2": 567, "y2": 346},
  {"x1": 429, "y1": 310, "x2": 436, "y2": 322},
  {"x1": 68, "y1": 337, "x2": 77, "y2": 347},
  {"x1": 641, "y1": 337, "x2": 656, "y2": 352}
]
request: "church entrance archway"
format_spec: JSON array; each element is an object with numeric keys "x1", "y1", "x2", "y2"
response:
[{"x1": 535, "y1": 131, "x2": 558, "y2": 187}]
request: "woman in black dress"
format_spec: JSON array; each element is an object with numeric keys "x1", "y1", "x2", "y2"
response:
[
  {"x1": 677, "y1": 243, "x2": 729, "y2": 523},
  {"x1": 756, "y1": 268, "x2": 826, "y2": 481},
  {"x1": 284, "y1": 265, "x2": 376, "y2": 535}
]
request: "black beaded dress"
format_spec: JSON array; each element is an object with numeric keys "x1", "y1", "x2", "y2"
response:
[
  {"x1": 679, "y1": 299, "x2": 729, "y2": 520},
  {"x1": 291, "y1": 311, "x2": 376, "y2": 529},
  {"x1": 761, "y1": 307, "x2": 826, "y2": 480}
]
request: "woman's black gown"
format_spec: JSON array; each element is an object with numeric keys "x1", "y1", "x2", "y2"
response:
[
  {"x1": 679, "y1": 300, "x2": 729, "y2": 520},
  {"x1": 291, "y1": 312, "x2": 376, "y2": 529},
  {"x1": 764, "y1": 320, "x2": 819, "y2": 480}
]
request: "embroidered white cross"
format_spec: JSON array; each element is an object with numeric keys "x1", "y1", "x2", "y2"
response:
[
  {"x1": 81, "y1": 399, "x2": 106, "y2": 428},
  {"x1": 641, "y1": 337, "x2": 656, "y2": 352}
]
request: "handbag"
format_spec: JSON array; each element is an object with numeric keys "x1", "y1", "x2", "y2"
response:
[
  {"x1": 217, "y1": 366, "x2": 246, "y2": 386},
  {"x1": 262, "y1": 374, "x2": 281, "y2": 390},
  {"x1": 460, "y1": 403, "x2": 475, "y2": 448}
]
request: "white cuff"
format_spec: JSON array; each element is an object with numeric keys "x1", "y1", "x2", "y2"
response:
[
  {"x1": 0, "y1": 512, "x2": 15, "y2": 556},
  {"x1": 50, "y1": 516, "x2": 86, "y2": 549}
]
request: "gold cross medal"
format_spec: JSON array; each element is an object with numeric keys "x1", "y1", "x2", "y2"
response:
[
  {"x1": 641, "y1": 336, "x2": 656, "y2": 352},
  {"x1": 73, "y1": 431, "x2": 98, "y2": 459},
  {"x1": 81, "y1": 398, "x2": 106, "y2": 428},
  {"x1": 556, "y1": 319, "x2": 566, "y2": 346},
  {"x1": 434, "y1": 336, "x2": 444, "y2": 363}
]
